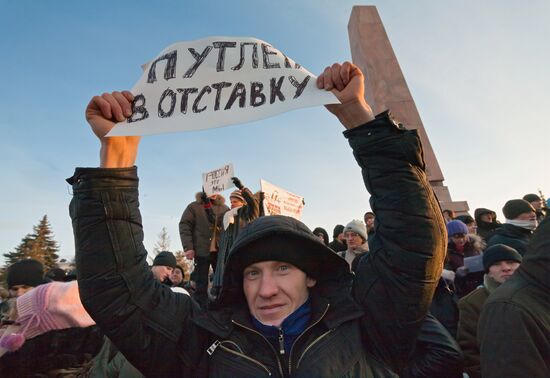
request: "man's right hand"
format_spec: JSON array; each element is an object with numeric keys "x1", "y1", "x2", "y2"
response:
[
  {"x1": 85, "y1": 91, "x2": 141, "y2": 168},
  {"x1": 184, "y1": 250, "x2": 195, "y2": 260}
]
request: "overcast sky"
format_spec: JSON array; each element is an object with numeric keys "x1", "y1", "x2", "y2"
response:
[{"x1": 1, "y1": 0, "x2": 548, "y2": 265}]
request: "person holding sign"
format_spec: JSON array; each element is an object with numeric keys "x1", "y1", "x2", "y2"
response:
[{"x1": 69, "y1": 61, "x2": 445, "y2": 377}]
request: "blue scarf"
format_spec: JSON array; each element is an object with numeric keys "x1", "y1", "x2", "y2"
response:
[{"x1": 251, "y1": 299, "x2": 311, "y2": 354}]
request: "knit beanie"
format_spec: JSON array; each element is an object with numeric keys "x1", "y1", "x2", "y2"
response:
[
  {"x1": 522, "y1": 193, "x2": 541, "y2": 203},
  {"x1": 333, "y1": 224, "x2": 345, "y2": 238},
  {"x1": 446, "y1": 220, "x2": 469, "y2": 237},
  {"x1": 153, "y1": 251, "x2": 177, "y2": 268},
  {"x1": 455, "y1": 215, "x2": 474, "y2": 225},
  {"x1": 0, "y1": 281, "x2": 95, "y2": 352},
  {"x1": 6, "y1": 259, "x2": 45, "y2": 289},
  {"x1": 230, "y1": 190, "x2": 246, "y2": 204},
  {"x1": 344, "y1": 220, "x2": 368, "y2": 241},
  {"x1": 502, "y1": 199, "x2": 535, "y2": 220},
  {"x1": 482, "y1": 244, "x2": 523, "y2": 272}
]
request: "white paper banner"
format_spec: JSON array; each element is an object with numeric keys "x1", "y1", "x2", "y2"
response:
[
  {"x1": 202, "y1": 163, "x2": 235, "y2": 196},
  {"x1": 107, "y1": 36, "x2": 338, "y2": 136},
  {"x1": 260, "y1": 179, "x2": 304, "y2": 220}
]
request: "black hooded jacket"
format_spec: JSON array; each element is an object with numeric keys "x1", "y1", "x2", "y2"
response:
[
  {"x1": 68, "y1": 112, "x2": 446, "y2": 377},
  {"x1": 478, "y1": 217, "x2": 550, "y2": 377}
]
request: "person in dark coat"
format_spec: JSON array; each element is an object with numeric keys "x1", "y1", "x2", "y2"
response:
[
  {"x1": 523, "y1": 193, "x2": 546, "y2": 223},
  {"x1": 328, "y1": 224, "x2": 347, "y2": 252},
  {"x1": 478, "y1": 217, "x2": 550, "y2": 377},
  {"x1": 69, "y1": 62, "x2": 445, "y2": 377},
  {"x1": 457, "y1": 244, "x2": 522, "y2": 378},
  {"x1": 312, "y1": 227, "x2": 329, "y2": 246},
  {"x1": 444, "y1": 220, "x2": 482, "y2": 272},
  {"x1": 474, "y1": 208, "x2": 500, "y2": 242},
  {"x1": 487, "y1": 199, "x2": 536, "y2": 255}
]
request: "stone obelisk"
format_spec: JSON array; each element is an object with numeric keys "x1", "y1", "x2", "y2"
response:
[{"x1": 348, "y1": 5, "x2": 468, "y2": 214}]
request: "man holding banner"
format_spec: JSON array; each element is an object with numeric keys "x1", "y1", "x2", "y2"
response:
[{"x1": 69, "y1": 61, "x2": 445, "y2": 376}]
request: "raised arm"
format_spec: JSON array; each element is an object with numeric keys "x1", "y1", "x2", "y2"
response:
[
  {"x1": 319, "y1": 63, "x2": 446, "y2": 372},
  {"x1": 70, "y1": 91, "x2": 202, "y2": 376}
]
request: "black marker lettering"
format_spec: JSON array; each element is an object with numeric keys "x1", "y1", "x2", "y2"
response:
[
  {"x1": 158, "y1": 88, "x2": 177, "y2": 118},
  {"x1": 211, "y1": 82, "x2": 232, "y2": 110},
  {"x1": 231, "y1": 42, "x2": 258, "y2": 70},
  {"x1": 213, "y1": 41, "x2": 237, "y2": 72},
  {"x1": 262, "y1": 43, "x2": 280, "y2": 69},
  {"x1": 147, "y1": 50, "x2": 177, "y2": 84},
  {"x1": 192, "y1": 85, "x2": 212, "y2": 113},
  {"x1": 270, "y1": 76, "x2": 286, "y2": 104},
  {"x1": 183, "y1": 46, "x2": 213, "y2": 78},
  {"x1": 176, "y1": 88, "x2": 198, "y2": 114},
  {"x1": 250, "y1": 81, "x2": 266, "y2": 107},
  {"x1": 224, "y1": 82, "x2": 246, "y2": 110},
  {"x1": 289, "y1": 75, "x2": 310, "y2": 99},
  {"x1": 127, "y1": 94, "x2": 149, "y2": 123}
]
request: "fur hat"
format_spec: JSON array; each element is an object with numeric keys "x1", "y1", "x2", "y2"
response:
[
  {"x1": 230, "y1": 190, "x2": 246, "y2": 204},
  {"x1": 446, "y1": 220, "x2": 469, "y2": 237},
  {"x1": 153, "y1": 251, "x2": 176, "y2": 268},
  {"x1": 6, "y1": 259, "x2": 45, "y2": 289},
  {"x1": 482, "y1": 244, "x2": 522, "y2": 272},
  {"x1": 502, "y1": 199, "x2": 535, "y2": 220},
  {"x1": 344, "y1": 220, "x2": 368, "y2": 241},
  {"x1": 0, "y1": 281, "x2": 94, "y2": 352}
]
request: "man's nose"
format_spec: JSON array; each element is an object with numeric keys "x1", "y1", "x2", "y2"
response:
[{"x1": 258, "y1": 274, "x2": 279, "y2": 298}]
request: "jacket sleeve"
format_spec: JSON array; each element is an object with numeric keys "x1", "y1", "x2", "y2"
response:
[
  {"x1": 179, "y1": 203, "x2": 196, "y2": 251},
  {"x1": 241, "y1": 187, "x2": 260, "y2": 221},
  {"x1": 401, "y1": 313, "x2": 463, "y2": 378},
  {"x1": 478, "y1": 300, "x2": 547, "y2": 378},
  {"x1": 346, "y1": 111, "x2": 446, "y2": 373},
  {"x1": 68, "y1": 167, "x2": 204, "y2": 376},
  {"x1": 457, "y1": 296, "x2": 482, "y2": 377}
]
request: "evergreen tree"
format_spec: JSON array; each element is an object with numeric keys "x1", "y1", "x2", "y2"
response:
[
  {"x1": 3, "y1": 215, "x2": 59, "y2": 269},
  {"x1": 153, "y1": 227, "x2": 171, "y2": 254}
]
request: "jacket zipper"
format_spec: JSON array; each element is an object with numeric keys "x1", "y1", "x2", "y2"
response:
[
  {"x1": 295, "y1": 329, "x2": 334, "y2": 369},
  {"x1": 232, "y1": 320, "x2": 285, "y2": 377},
  {"x1": 278, "y1": 328, "x2": 285, "y2": 355},
  {"x1": 207, "y1": 339, "x2": 272, "y2": 376},
  {"x1": 288, "y1": 303, "x2": 330, "y2": 375}
]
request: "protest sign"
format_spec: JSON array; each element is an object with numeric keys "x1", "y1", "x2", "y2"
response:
[
  {"x1": 202, "y1": 163, "x2": 234, "y2": 196},
  {"x1": 260, "y1": 179, "x2": 304, "y2": 220},
  {"x1": 107, "y1": 36, "x2": 338, "y2": 136}
]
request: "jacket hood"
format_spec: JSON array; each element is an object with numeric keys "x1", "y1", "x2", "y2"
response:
[
  {"x1": 217, "y1": 215, "x2": 353, "y2": 306},
  {"x1": 474, "y1": 208, "x2": 497, "y2": 224},
  {"x1": 518, "y1": 216, "x2": 550, "y2": 291}
]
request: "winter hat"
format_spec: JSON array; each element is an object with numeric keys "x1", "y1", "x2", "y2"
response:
[
  {"x1": 455, "y1": 215, "x2": 475, "y2": 225},
  {"x1": 230, "y1": 190, "x2": 246, "y2": 204},
  {"x1": 333, "y1": 224, "x2": 345, "y2": 238},
  {"x1": 523, "y1": 193, "x2": 541, "y2": 203},
  {"x1": 344, "y1": 220, "x2": 368, "y2": 241},
  {"x1": 6, "y1": 259, "x2": 45, "y2": 289},
  {"x1": 482, "y1": 244, "x2": 522, "y2": 272},
  {"x1": 45, "y1": 268, "x2": 67, "y2": 282},
  {"x1": 502, "y1": 199, "x2": 535, "y2": 220},
  {"x1": 153, "y1": 251, "x2": 177, "y2": 268},
  {"x1": 446, "y1": 220, "x2": 469, "y2": 237},
  {"x1": 0, "y1": 281, "x2": 95, "y2": 352}
]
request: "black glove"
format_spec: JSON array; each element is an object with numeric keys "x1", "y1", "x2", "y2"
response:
[
  {"x1": 200, "y1": 191, "x2": 211, "y2": 206},
  {"x1": 231, "y1": 177, "x2": 244, "y2": 190}
]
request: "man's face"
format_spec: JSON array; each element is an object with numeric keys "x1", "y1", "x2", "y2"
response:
[
  {"x1": 230, "y1": 198, "x2": 245, "y2": 209},
  {"x1": 9, "y1": 284, "x2": 33, "y2": 298},
  {"x1": 364, "y1": 215, "x2": 375, "y2": 229},
  {"x1": 151, "y1": 265, "x2": 173, "y2": 282},
  {"x1": 466, "y1": 222, "x2": 477, "y2": 234},
  {"x1": 344, "y1": 231, "x2": 364, "y2": 250},
  {"x1": 337, "y1": 232, "x2": 345, "y2": 242},
  {"x1": 450, "y1": 233, "x2": 468, "y2": 247},
  {"x1": 315, "y1": 233, "x2": 326, "y2": 243},
  {"x1": 488, "y1": 260, "x2": 520, "y2": 284},
  {"x1": 480, "y1": 213, "x2": 494, "y2": 223},
  {"x1": 243, "y1": 261, "x2": 316, "y2": 327},
  {"x1": 516, "y1": 211, "x2": 536, "y2": 221},
  {"x1": 530, "y1": 200, "x2": 542, "y2": 210}
]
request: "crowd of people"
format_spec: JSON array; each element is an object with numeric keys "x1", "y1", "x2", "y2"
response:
[{"x1": 0, "y1": 61, "x2": 549, "y2": 377}]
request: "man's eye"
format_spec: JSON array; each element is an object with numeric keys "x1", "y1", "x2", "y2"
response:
[
  {"x1": 245, "y1": 270, "x2": 259, "y2": 278},
  {"x1": 278, "y1": 265, "x2": 289, "y2": 272}
]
